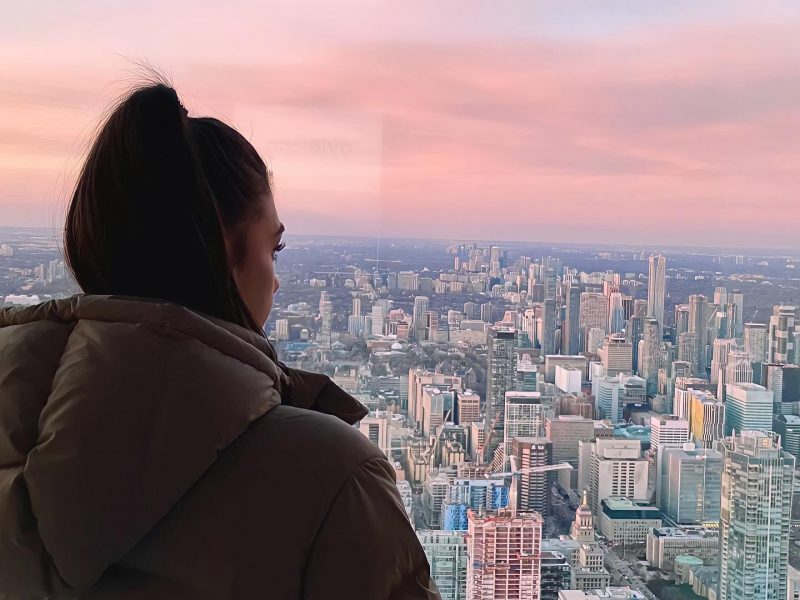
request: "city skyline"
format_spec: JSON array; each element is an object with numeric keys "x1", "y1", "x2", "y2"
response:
[
  {"x1": 2, "y1": 1, "x2": 800, "y2": 247},
  {"x1": 4, "y1": 226, "x2": 800, "y2": 599},
  {"x1": 4, "y1": 225, "x2": 800, "y2": 256}
]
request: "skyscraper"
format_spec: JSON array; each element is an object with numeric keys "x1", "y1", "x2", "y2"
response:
[
  {"x1": 639, "y1": 317, "x2": 663, "y2": 396},
  {"x1": 731, "y1": 290, "x2": 745, "y2": 338},
  {"x1": 417, "y1": 531, "x2": 468, "y2": 600},
  {"x1": 674, "y1": 304, "x2": 690, "y2": 344},
  {"x1": 626, "y1": 315, "x2": 645, "y2": 376},
  {"x1": 647, "y1": 254, "x2": 666, "y2": 337},
  {"x1": 710, "y1": 338, "x2": 737, "y2": 385},
  {"x1": 546, "y1": 416, "x2": 595, "y2": 491},
  {"x1": 724, "y1": 382, "x2": 773, "y2": 435},
  {"x1": 466, "y1": 508, "x2": 542, "y2": 600},
  {"x1": 499, "y1": 391, "x2": 548, "y2": 470},
  {"x1": 371, "y1": 303, "x2": 387, "y2": 336},
  {"x1": 598, "y1": 333, "x2": 632, "y2": 377},
  {"x1": 579, "y1": 292, "x2": 609, "y2": 349},
  {"x1": 318, "y1": 291, "x2": 333, "y2": 346},
  {"x1": 594, "y1": 375, "x2": 623, "y2": 423},
  {"x1": 689, "y1": 390, "x2": 725, "y2": 448},
  {"x1": 718, "y1": 430, "x2": 795, "y2": 600},
  {"x1": 512, "y1": 437, "x2": 553, "y2": 516},
  {"x1": 485, "y1": 327, "x2": 519, "y2": 462},
  {"x1": 541, "y1": 298, "x2": 557, "y2": 355},
  {"x1": 762, "y1": 363, "x2": 800, "y2": 415},
  {"x1": 587, "y1": 438, "x2": 648, "y2": 515},
  {"x1": 413, "y1": 296, "x2": 430, "y2": 341},
  {"x1": 564, "y1": 285, "x2": 582, "y2": 355},
  {"x1": 544, "y1": 267, "x2": 557, "y2": 301},
  {"x1": 650, "y1": 415, "x2": 690, "y2": 507},
  {"x1": 688, "y1": 295, "x2": 709, "y2": 376},
  {"x1": 714, "y1": 286, "x2": 728, "y2": 311},
  {"x1": 768, "y1": 305, "x2": 797, "y2": 364},
  {"x1": 608, "y1": 291, "x2": 625, "y2": 334},
  {"x1": 744, "y1": 322, "x2": 769, "y2": 364},
  {"x1": 662, "y1": 444, "x2": 722, "y2": 524}
]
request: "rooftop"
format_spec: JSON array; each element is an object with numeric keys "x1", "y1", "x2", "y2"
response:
[{"x1": 651, "y1": 526, "x2": 718, "y2": 539}]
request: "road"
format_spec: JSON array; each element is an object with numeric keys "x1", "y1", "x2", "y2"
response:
[{"x1": 601, "y1": 543, "x2": 658, "y2": 600}]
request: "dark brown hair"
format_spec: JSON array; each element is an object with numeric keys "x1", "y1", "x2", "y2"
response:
[{"x1": 64, "y1": 82, "x2": 270, "y2": 333}]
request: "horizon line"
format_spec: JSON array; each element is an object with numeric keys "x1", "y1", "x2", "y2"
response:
[{"x1": 1, "y1": 226, "x2": 799, "y2": 257}]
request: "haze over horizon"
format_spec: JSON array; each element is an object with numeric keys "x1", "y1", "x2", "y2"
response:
[{"x1": 2, "y1": 1, "x2": 799, "y2": 248}]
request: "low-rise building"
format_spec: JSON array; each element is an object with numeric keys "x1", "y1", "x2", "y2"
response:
[
  {"x1": 598, "y1": 498, "x2": 661, "y2": 544},
  {"x1": 645, "y1": 526, "x2": 719, "y2": 571},
  {"x1": 559, "y1": 587, "x2": 646, "y2": 600}
]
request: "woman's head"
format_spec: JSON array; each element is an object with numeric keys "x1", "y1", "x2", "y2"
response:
[{"x1": 64, "y1": 82, "x2": 282, "y2": 331}]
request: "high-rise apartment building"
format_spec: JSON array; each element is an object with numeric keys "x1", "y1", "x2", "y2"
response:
[
  {"x1": 688, "y1": 390, "x2": 725, "y2": 448},
  {"x1": 318, "y1": 291, "x2": 333, "y2": 346},
  {"x1": 485, "y1": 327, "x2": 519, "y2": 462},
  {"x1": 762, "y1": 363, "x2": 800, "y2": 414},
  {"x1": 466, "y1": 508, "x2": 542, "y2": 600},
  {"x1": 688, "y1": 294, "x2": 709, "y2": 376},
  {"x1": 647, "y1": 254, "x2": 666, "y2": 338},
  {"x1": 714, "y1": 286, "x2": 728, "y2": 311},
  {"x1": 608, "y1": 291, "x2": 625, "y2": 334},
  {"x1": 398, "y1": 271, "x2": 420, "y2": 291},
  {"x1": 626, "y1": 315, "x2": 645, "y2": 376},
  {"x1": 413, "y1": 296, "x2": 430, "y2": 341},
  {"x1": 710, "y1": 338, "x2": 737, "y2": 385},
  {"x1": 541, "y1": 298, "x2": 557, "y2": 355},
  {"x1": 673, "y1": 377, "x2": 716, "y2": 421},
  {"x1": 417, "y1": 531, "x2": 468, "y2": 600},
  {"x1": 720, "y1": 350, "x2": 753, "y2": 399},
  {"x1": 579, "y1": 293, "x2": 609, "y2": 349},
  {"x1": 639, "y1": 317, "x2": 663, "y2": 395},
  {"x1": 769, "y1": 305, "x2": 797, "y2": 364},
  {"x1": 564, "y1": 285, "x2": 582, "y2": 355},
  {"x1": 718, "y1": 430, "x2": 795, "y2": 600},
  {"x1": 731, "y1": 290, "x2": 745, "y2": 337},
  {"x1": 512, "y1": 437, "x2": 552, "y2": 516},
  {"x1": 674, "y1": 304, "x2": 690, "y2": 343},
  {"x1": 744, "y1": 322, "x2": 769, "y2": 364},
  {"x1": 497, "y1": 391, "x2": 549, "y2": 470}
]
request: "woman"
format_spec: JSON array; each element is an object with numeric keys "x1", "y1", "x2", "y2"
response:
[{"x1": 0, "y1": 82, "x2": 438, "y2": 599}]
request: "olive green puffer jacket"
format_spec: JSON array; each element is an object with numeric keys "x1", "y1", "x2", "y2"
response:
[{"x1": 0, "y1": 295, "x2": 438, "y2": 599}]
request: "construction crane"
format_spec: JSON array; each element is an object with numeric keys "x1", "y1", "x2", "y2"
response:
[{"x1": 484, "y1": 456, "x2": 573, "y2": 479}]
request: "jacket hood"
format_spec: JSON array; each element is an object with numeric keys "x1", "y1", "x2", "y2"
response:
[{"x1": 0, "y1": 294, "x2": 366, "y2": 597}]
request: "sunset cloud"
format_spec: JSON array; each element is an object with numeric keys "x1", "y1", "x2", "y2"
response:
[{"x1": 1, "y1": 1, "x2": 799, "y2": 247}]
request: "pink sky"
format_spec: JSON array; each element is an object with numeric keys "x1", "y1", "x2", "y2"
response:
[{"x1": 2, "y1": 1, "x2": 799, "y2": 248}]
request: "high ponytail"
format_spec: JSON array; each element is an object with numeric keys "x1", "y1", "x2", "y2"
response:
[{"x1": 65, "y1": 81, "x2": 270, "y2": 333}]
